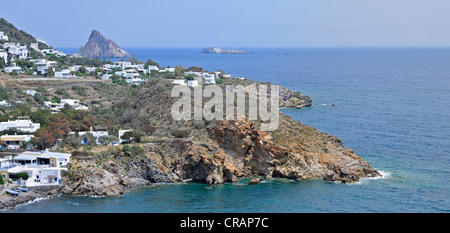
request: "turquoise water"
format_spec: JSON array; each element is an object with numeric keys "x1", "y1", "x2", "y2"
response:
[{"x1": 7, "y1": 48, "x2": 450, "y2": 212}]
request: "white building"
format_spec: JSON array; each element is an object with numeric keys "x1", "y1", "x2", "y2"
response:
[
  {"x1": 0, "y1": 118, "x2": 40, "y2": 133},
  {"x1": 69, "y1": 128, "x2": 109, "y2": 145},
  {"x1": 30, "y1": 43, "x2": 39, "y2": 51},
  {"x1": 42, "y1": 49, "x2": 66, "y2": 57},
  {"x1": 0, "y1": 49, "x2": 7, "y2": 63},
  {"x1": 35, "y1": 59, "x2": 57, "y2": 75},
  {"x1": 125, "y1": 78, "x2": 147, "y2": 85},
  {"x1": 4, "y1": 64, "x2": 22, "y2": 73},
  {"x1": 0, "y1": 31, "x2": 8, "y2": 41},
  {"x1": 0, "y1": 156, "x2": 12, "y2": 169},
  {"x1": 7, "y1": 150, "x2": 72, "y2": 186},
  {"x1": 160, "y1": 67, "x2": 175, "y2": 73},
  {"x1": 202, "y1": 73, "x2": 216, "y2": 85},
  {"x1": 0, "y1": 100, "x2": 11, "y2": 107},
  {"x1": 172, "y1": 79, "x2": 187, "y2": 86},
  {"x1": 36, "y1": 38, "x2": 49, "y2": 46},
  {"x1": 13, "y1": 150, "x2": 71, "y2": 167},
  {"x1": 54, "y1": 69, "x2": 77, "y2": 78},
  {"x1": 148, "y1": 65, "x2": 159, "y2": 72},
  {"x1": 118, "y1": 129, "x2": 133, "y2": 144},
  {"x1": 44, "y1": 99, "x2": 88, "y2": 113},
  {"x1": 0, "y1": 134, "x2": 34, "y2": 149},
  {"x1": 8, "y1": 45, "x2": 28, "y2": 59},
  {"x1": 102, "y1": 74, "x2": 112, "y2": 80}
]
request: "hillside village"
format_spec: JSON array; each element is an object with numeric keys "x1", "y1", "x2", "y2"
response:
[{"x1": 0, "y1": 21, "x2": 243, "y2": 191}]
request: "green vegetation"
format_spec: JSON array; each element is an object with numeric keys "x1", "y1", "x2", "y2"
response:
[{"x1": 12, "y1": 172, "x2": 29, "y2": 181}]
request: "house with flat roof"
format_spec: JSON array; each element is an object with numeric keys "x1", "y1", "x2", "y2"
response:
[
  {"x1": 0, "y1": 117, "x2": 40, "y2": 133},
  {"x1": 0, "y1": 31, "x2": 8, "y2": 41},
  {"x1": 0, "y1": 134, "x2": 34, "y2": 149},
  {"x1": 13, "y1": 150, "x2": 71, "y2": 167}
]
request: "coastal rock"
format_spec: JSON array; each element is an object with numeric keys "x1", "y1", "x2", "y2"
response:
[
  {"x1": 78, "y1": 30, "x2": 130, "y2": 58},
  {"x1": 224, "y1": 84, "x2": 312, "y2": 109},
  {"x1": 248, "y1": 178, "x2": 262, "y2": 184},
  {"x1": 202, "y1": 47, "x2": 252, "y2": 54},
  {"x1": 62, "y1": 160, "x2": 125, "y2": 197}
]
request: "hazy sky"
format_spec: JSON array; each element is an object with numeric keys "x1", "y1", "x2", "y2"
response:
[{"x1": 1, "y1": 0, "x2": 450, "y2": 48}]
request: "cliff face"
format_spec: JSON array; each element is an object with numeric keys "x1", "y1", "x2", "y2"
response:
[
  {"x1": 59, "y1": 78, "x2": 379, "y2": 197},
  {"x1": 78, "y1": 30, "x2": 130, "y2": 58}
]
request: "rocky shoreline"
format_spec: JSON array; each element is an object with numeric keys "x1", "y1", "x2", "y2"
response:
[{"x1": 0, "y1": 185, "x2": 62, "y2": 211}]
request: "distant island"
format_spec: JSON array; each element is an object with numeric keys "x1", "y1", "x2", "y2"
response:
[
  {"x1": 78, "y1": 30, "x2": 130, "y2": 58},
  {"x1": 201, "y1": 47, "x2": 252, "y2": 54}
]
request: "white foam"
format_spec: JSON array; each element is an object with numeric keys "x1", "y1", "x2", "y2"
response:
[{"x1": 353, "y1": 170, "x2": 391, "y2": 185}]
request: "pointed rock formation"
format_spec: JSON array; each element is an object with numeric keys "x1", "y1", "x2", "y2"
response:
[{"x1": 78, "y1": 30, "x2": 130, "y2": 58}]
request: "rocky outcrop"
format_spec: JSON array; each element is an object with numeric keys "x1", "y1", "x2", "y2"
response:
[
  {"x1": 54, "y1": 78, "x2": 378, "y2": 197},
  {"x1": 202, "y1": 47, "x2": 252, "y2": 54},
  {"x1": 224, "y1": 84, "x2": 312, "y2": 109},
  {"x1": 0, "y1": 186, "x2": 62, "y2": 210},
  {"x1": 78, "y1": 30, "x2": 130, "y2": 58},
  {"x1": 279, "y1": 85, "x2": 312, "y2": 108}
]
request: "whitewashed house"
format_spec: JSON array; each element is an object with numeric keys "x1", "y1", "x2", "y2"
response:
[
  {"x1": 2, "y1": 43, "x2": 17, "y2": 49},
  {"x1": 172, "y1": 79, "x2": 187, "y2": 86},
  {"x1": 36, "y1": 38, "x2": 49, "y2": 46},
  {"x1": 8, "y1": 150, "x2": 72, "y2": 186},
  {"x1": 0, "y1": 117, "x2": 40, "y2": 133},
  {"x1": 125, "y1": 78, "x2": 147, "y2": 85},
  {"x1": 148, "y1": 65, "x2": 159, "y2": 72},
  {"x1": 0, "y1": 100, "x2": 11, "y2": 107},
  {"x1": 42, "y1": 49, "x2": 65, "y2": 57},
  {"x1": 4, "y1": 64, "x2": 22, "y2": 73},
  {"x1": 35, "y1": 59, "x2": 57, "y2": 75},
  {"x1": 44, "y1": 99, "x2": 88, "y2": 113},
  {"x1": 102, "y1": 74, "x2": 112, "y2": 80},
  {"x1": 160, "y1": 67, "x2": 175, "y2": 73},
  {"x1": 54, "y1": 69, "x2": 77, "y2": 78},
  {"x1": 202, "y1": 73, "x2": 216, "y2": 85},
  {"x1": 0, "y1": 31, "x2": 8, "y2": 41},
  {"x1": 0, "y1": 49, "x2": 7, "y2": 63},
  {"x1": 118, "y1": 129, "x2": 133, "y2": 144},
  {"x1": 8, "y1": 45, "x2": 28, "y2": 59},
  {"x1": 0, "y1": 156, "x2": 12, "y2": 169},
  {"x1": 30, "y1": 43, "x2": 39, "y2": 51},
  {"x1": 0, "y1": 134, "x2": 34, "y2": 149},
  {"x1": 69, "y1": 128, "x2": 109, "y2": 145}
]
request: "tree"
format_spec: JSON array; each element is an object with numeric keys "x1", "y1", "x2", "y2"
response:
[
  {"x1": 33, "y1": 114, "x2": 71, "y2": 149},
  {"x1": 30, "y1": 108, "x2": 52, "y2": 127},
  {"x1": 145, "y1": 59, "x2": 159, "y2": 67},
  {"x1": 13, "y1": 172, "x2": 29, "y2": 181},
  {"x1": 61, "y1": 107, "x2": 94, "y2": 131},
  {"x1": 98, "y1": 135, "x2": 119, "y2": 145},
  {"x1": 128, "y1": 55, "x2": 139, "y2": 65},
  {"x1": 78, "y1": 66, "x2": 87, "y2": 74},
  {"x1": 175, "y1": 65, "x2": 186, "y2": 77},
  {"x1": 62, "y1": 134, "x2": 81, "y2": 148}
]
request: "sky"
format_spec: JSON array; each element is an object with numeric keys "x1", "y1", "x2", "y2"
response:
[{"x1": 1, "y1": 0, "x2": 450, "y2": 48}]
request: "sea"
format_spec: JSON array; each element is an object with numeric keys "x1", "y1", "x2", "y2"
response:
[{"x1": 6, "y1": 47, "x2": 450, "y2": 213}]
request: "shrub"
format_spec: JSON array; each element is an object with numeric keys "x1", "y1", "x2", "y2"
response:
[
  {"x1": 13, "y1": 172, "x2": 29, "y2": 181},
  {"x1": 172, "y1": 129, "x2": 191, "y2": 138}
]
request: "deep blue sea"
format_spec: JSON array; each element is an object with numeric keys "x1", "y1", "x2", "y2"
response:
[{"x1": 7, "y1": 47, "x2": 450, "y2": 213}]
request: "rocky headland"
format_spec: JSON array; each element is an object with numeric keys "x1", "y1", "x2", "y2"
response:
[
  {"x1": 78, "y1": 30, "x2": 130, "y2": 58},
  {"x1": 55, "y1": 78, "x2": 379, "y2": 197}
]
